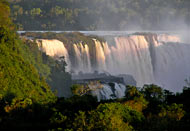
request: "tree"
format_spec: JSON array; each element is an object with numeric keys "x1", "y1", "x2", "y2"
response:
[
  {"x1": 0, "y1": 26, "x2": 56, "y2": 105},
  {"x1": 50, "y1": 6, "x2": 64, "y2": 16},
  {"x1": 124, "y1": 86, "x2": 148, "y2": 112},
  {"x1": 141, "y1": 84, "x2": 164, "y2": 102},
  {"x1": 72, "y1": 111, "x2": 87, "y2": 131},
  {"x1": 86, "y1": 103, "x2": 143, "y2": 131},
  {"x1": 30, "y1": 8, "x2": 42, "y2": 17},
  {"x1": 159, "y1": 103, "x2": 185, "y2": 121},
  {"x1": 0, "y1": 0, "x2": 12, "y2": 27}
]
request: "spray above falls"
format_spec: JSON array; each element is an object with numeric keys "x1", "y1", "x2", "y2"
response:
[{"x1": 36, "y1": 33, "x2": 190, "y2": 92}]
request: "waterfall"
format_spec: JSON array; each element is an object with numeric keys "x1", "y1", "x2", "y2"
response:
[
  {"x1": 36, "y1": 33, "x2": 190, "y2": 92},
  {"x1": 90, "y1": 34, "x2": 190, "y2": 91},
  {"x1": 114, "y1": 83, "x2": 127, "y2": 98},
  {"x1": 94, "y1": 39, "x2": 107, "y2": 71},
  {"x1": 73, "y1": 43, "x2": 91, "y2": 73},
  {"x1": 111, "y1": 36, "x2": 155, "y2": 86},
  {"x1": 153, "y1": 41, "x2": 190, "y2": 91},
  {"x1": 36, "y1": 39, "x2": 71, "y2": 71},
  {"x1": 89, "y1": 83, "x2": 126, "y2": 101},
  {"x1": 92, "y1": 36, "x2": 155, "y2": 86}
]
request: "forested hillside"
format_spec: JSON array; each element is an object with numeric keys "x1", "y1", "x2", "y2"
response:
[
  {"x1": 8, "y1": 0, "x2": 190, "y2": 30},
  {"x1": 0, "y1": 0, "x2": 56, "y2": 104}
]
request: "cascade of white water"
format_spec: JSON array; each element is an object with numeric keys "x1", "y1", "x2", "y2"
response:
[
  {"x1": 73, "y1": 43, "x2": 91, "y2": 73},
  {"x1": 73, "y1": 43, "x2": 83, "y2": 71},
  {"x1": 36, "y1": 33, "x2": 190, "y2": 92},
  {"x1": 114, "y1": 83, "x2": 126, "y2": 98},
  {"x1": 112, "y1": 36, "x2": 155, "y2": 86},
  {"x1": 94, "y1": 39, "x2": 107, "y2": 71},
  {"x1": 99, "y1": 84, "x2": 115, "y2": 100},
  {"x1": 94, "y1": 35, "x2": 155, "y2": 86},
  {"x1": 90, "y1": 34, "x2": 190, "y2": 91},
  {"x1": 84, "y1": 44, "x2": 92, "y2": 72},
  {"x1": 89, "y1": 83, "x2": 126, "y2": 101},
  {"x1": 36, "y1": 39, "x2": 71, "y2": 71},
  {"x1": 152, "y1": 39, "x2": 190, "y2": 91},
  {"x1": 102, "y1": 42, "x2": 115, "y2": 72}
]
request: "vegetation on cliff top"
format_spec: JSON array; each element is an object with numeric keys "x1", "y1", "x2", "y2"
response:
[{"x1": 8, "y1": 0, "x2": 190, "y2": 30}]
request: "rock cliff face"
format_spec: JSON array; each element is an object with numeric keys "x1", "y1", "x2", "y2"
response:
[{"x1": 72, "y1": 72, "x2": 136, "y2": 85}]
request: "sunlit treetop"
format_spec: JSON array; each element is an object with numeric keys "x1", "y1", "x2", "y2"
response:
[{"x1": 0, "y1": 0, "x2": 14, "y2": 28}]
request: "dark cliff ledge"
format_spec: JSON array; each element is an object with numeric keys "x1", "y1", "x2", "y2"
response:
[{"x1": 72, "y1": 72, "x2": 136, "y2": 86}]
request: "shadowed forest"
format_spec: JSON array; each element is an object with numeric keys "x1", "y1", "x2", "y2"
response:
[
  {"x1": 1, "y1": 0, "x2": 190, "y2": 130},
  {"x1": 8, "y1": 0, "x2": 190, "y2": 30}
]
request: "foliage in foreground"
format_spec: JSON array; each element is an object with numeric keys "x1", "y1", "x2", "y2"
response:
[{"x1": 1, "y1": 84, "x2": 190, "y2": 131}]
